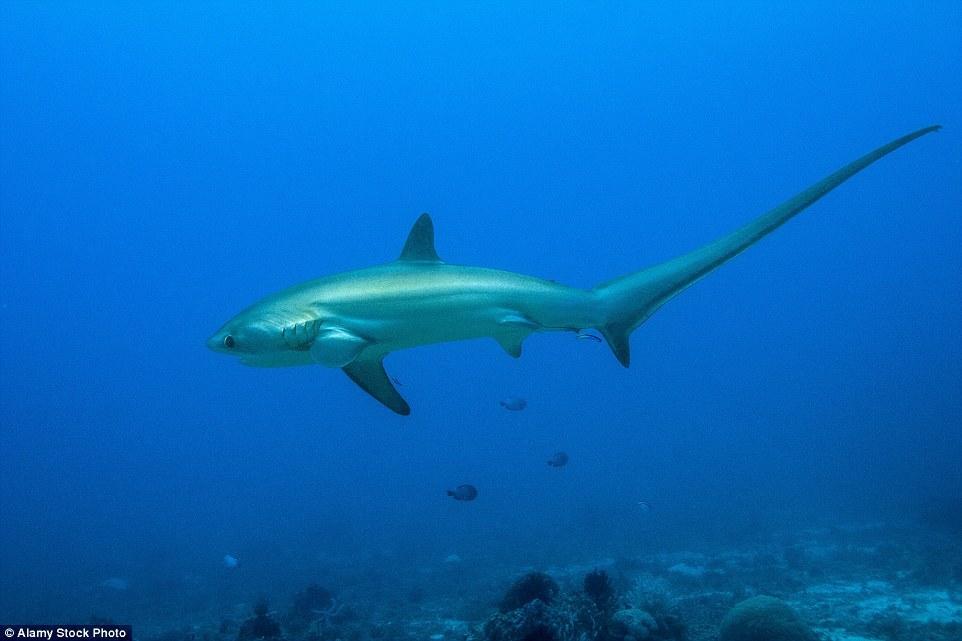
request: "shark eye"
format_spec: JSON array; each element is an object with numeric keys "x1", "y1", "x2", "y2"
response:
[{"x1": 223, "y1": 335, "x2": 235, "y2": 349}]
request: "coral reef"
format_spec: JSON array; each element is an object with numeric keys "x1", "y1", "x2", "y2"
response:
[
  {"x1": 633, "y1": 599, "x2": 687, "y2": 641},
  {"x1": 75, "y1": 521, "x2": 962, "y2": 641},
  {"x1": 483, "y1": 594, "x2": 602, "y2": 641},
  {"x1": 719, "y1": 596, "x2": 814, "y2": 641},
  {"x1": 584, "y1": 570, "x2": 617, "y2": 613},
  {"x1": 236, "y1": 598, "x2": 281, "y2": 641},
  {"x1": 286, "y1": 583, "x2": 335, "y2": 634},
  {"x1": 606, "y1": 595, "x2": 686, "y2": 641},
  {"x1": 481, "y1": 567, "x2": 686, "y2": 641},
  {"x1": 608, "y1": 608, "x2": 657, "y2": 640},
  {"x1": 500, "y1": 572, "x2": 560, "y2": 613}
]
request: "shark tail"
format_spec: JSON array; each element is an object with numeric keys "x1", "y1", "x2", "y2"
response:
[{"x1": 591, "y1": 125, "x2": 941, "y2": 367}]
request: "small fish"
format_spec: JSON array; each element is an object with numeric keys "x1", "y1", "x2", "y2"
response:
[
  {"x1": 223, "y1": 554, "x2": 239, "y2": 569},
  {"x1": 637, "y1": 500, "x2": 651, "y2": 512},
  {"x1": 547, "y1": 451, "x2": 569, "y2": 468},
  {"x1": 447, "y1": 484, "x2": 478, "y2": 501},
  {"x1": 576, "y1": 331, "x2": 602, "y2": 342},
  {"x1": 100, "y1": 578, "x2": 129, "y2": 591},
  {"x1": 500, "y1": 396, "x2": 527, "y2": 411}
]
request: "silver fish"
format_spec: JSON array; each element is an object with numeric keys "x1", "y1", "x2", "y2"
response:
[
  {"x1": 547, "y1": 451, "x2": 569, "y2": 467},
  {"x1": 447, "y1": 484, "x2": 478, "y2": 501},
  {"x1": 500, "y1": 397, "x2": 527, "y2": 411}
]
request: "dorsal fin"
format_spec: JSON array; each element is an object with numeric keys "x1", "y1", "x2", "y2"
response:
[{"x1": 399, "y1": 213, "x2": 441, "y2": 262}]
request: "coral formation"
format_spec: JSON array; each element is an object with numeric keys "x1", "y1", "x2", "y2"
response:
[
  {"x1": 237, "y1": 597, "x2": 281, "y2": 641},
  {"x1": 481, "y1": 568, "x2": 687, "y2": 641},
  {"x1": 609, "y1": 608, "x2": 658, "y2": 640},
  {"x1": 286, "y1": 583, "x2": 336, "y2": 634},
  {"x1": 606, "y1": 597, "x2": 687, "y2": 641},
  {"x1": 500, "y1": 572, "x2": 560, "y2": 613},
  {"x1": 483, "y1": 595, "x2": 602, "y2": 641},
  {"x1": 584, "y1": 569, "x2": 617, "y2": 613},
  {"x1": 635, "y1": 599, "x2": 687, "y2": 641},
  {"x1": 483, "y1": 599, "x2": 558, "y2": 641},
  {"x1": 719, "y1": 596, "x2": 814, "y2": 641}
]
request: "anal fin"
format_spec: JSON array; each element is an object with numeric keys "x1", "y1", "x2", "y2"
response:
[{"x1": 343, "y1": 358, "x2": 410, "y2": 416}]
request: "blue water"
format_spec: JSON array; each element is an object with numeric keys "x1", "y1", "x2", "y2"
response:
[{"x1": 1, "y1": 3, "x2": 961, "y2": 637}]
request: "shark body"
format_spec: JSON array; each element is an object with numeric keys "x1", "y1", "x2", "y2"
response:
[{"x1": 208, "y1": 126, "x2": 940, "y2": 415}]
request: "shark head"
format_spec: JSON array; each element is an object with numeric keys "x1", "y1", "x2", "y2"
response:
[{"x1": 207, "y1": 309, "x2": 314, "y2": 367}]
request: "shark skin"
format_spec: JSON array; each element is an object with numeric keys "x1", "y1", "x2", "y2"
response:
[{"x1": 208, "y1": 126, "x2": 940, "y2": 415}]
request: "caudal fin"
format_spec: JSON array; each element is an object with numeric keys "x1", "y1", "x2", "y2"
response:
[{"x1": 593, "y1": 125, "x2": 941, "y2": 367}]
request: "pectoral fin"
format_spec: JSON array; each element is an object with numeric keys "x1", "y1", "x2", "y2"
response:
[
  {"x1": 310, "y1": 327, "x2": 368, "y2": 368},
  {"x1": 342, "y1": 358, "x2": 411, "y2": 415}
]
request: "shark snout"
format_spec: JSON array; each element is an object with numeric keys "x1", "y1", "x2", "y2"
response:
[{"x1": 206, "y1": 329, "x2": 234, "y2": 353}]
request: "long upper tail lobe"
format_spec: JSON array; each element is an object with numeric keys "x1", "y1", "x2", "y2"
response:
[{"x1": 592, "y1": 125, "x2": 941, "y2": 366}]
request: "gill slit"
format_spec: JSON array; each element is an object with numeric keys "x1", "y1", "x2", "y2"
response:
[{"x1": 281, "y1": 318, "x2": 322, "y2": 350}]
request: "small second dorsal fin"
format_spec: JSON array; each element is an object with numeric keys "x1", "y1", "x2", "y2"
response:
[{"x1": 399, "y1": 213, "x2": 441, "y2": 262}]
